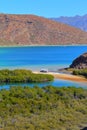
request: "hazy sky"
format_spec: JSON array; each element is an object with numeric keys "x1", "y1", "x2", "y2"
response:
[{"x1": 0, "y1": 0, "x2": 87, "y2": 17}]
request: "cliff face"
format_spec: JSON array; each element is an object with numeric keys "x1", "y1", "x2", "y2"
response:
[
  {"x1": 0, "y1": 14, "x2": 87, "y2": 45},
  {"x1": 70, "y1": 53, "x2": 87, "y2": 69}
]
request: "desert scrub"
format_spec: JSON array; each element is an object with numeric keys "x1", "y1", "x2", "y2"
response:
[
  {"x1": 0, "y1": 86, "x2": 87, "y2": 129},
  {"x1": 0, "y1": 69, "x2": 54, "y2": 83}
]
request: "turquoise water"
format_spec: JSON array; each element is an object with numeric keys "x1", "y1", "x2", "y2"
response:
[
  {"x1": 0, "y1": 46, "x2": 87, "y2": 70},
  {"x1": 0, "y1": 45, "x2": 87, "y2": 88},
  {"x1": 0, "y1": 79, "x2": 87, "y2": 90}
]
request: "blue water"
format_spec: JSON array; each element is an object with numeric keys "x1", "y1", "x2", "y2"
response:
[
  {"x1": 0, "y1": 45, "x2": 87, "y2": 88},
  {"x1": 0, "y1": 46, "x2": 87, "y2": 70},
  {"x1": 0, "y1": 79, "x2": 87, "y2": 90}
]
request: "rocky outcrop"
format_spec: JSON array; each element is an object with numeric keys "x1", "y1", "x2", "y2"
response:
[
  {"x1": 0, "y1": 14, "x2": 87, "y2": 45},
  {"x1": 70, "y1": 53, "x2": 87, "y2": 69}
]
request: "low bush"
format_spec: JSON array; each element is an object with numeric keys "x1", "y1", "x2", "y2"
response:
[{"x1": 0, "y1": 69, "x2": 54, "y2": 83}]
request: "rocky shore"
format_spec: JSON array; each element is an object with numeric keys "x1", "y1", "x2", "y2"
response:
[{"x1": 70, "y1": 52, "x2": 87, "y2": 69}]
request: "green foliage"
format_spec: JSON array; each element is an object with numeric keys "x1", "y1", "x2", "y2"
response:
[
  {"x1": 0, "y1": 86, "x2": 87, "y2": 129},
  {"x1": 73, "y1": 69, "x2": 87, "y2": 78},
  {"x1": 0, "y1": 69, "x2": 54, "y2": 83}
]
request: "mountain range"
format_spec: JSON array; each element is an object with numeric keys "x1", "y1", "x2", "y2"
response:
[
  {"x1": 51, "y1": 14, "x2": 87, "y2": 32},
  {"x1": 0, "y1": 14, "x2": 87, "y2": 46}
]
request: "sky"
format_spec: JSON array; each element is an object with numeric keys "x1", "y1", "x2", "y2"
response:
[{"x1": 0, "y1": 0, "x2": 87, "y2": 17}]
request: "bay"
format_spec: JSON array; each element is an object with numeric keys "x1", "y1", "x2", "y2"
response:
[
  {"x1": 0, "y1": 45, "x2": 87, "y2": 88},
  {"x1": 0, "y1": 45, "x2": 87, "y2": 70}
]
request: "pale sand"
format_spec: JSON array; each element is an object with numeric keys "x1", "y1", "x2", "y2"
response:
[
  {"x1": 33, "y1": 71, "x2": 87, "y2": 83},
  {"x1": 0, "y1": 44, "x2": 87, "y2": 48}
]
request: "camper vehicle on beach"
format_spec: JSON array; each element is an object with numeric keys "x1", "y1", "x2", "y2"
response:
[{"x1": 40, "y1": 69, "x2": 48, "y2": 73}]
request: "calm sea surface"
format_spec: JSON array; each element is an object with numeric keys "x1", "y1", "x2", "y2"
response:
[{"x1": 0, "y1": 45, "x2": 87, "y2": 88}]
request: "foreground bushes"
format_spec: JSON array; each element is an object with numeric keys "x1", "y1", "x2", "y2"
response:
[
  {"x1": 0, "y1": 86, "x2": 87, "y2": 129},
  {"x1": 0, "y1": 69, "x2": 54, "y2": 83}
]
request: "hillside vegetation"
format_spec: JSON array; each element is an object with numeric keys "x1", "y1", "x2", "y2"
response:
[
  {"x1": 0, "y1": 14, "x2": 87, "y2": 45},
  {"x1": 73, "y1": 69, "x2": 87, "y2": 78},
  {"x1": 0, "y1": 86, "x2": 87, "y2": 130}
]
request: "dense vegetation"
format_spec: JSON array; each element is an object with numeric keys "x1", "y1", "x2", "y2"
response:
[
  {"x1": 73, "y1": 69, "x2": 87, "y2": 78},
  {"x1": 0, "y1": 86, "x2": 87, "y2": 130},
  {"x1": 0, "y1": 69, "x2": 54, "y2": 83}
]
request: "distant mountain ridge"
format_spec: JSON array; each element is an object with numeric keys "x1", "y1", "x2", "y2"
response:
[
  {"x1": 0, "y1": 14, "x2": 87, "y2": 46},
  {"x1": 50, "y1": 14, "x2": 87, "y2": 32}
]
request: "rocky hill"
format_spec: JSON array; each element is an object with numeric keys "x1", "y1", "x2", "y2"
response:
[
  {"x1": 70, "y1": 52, "x2": 87, "y2": 69},
  {"x1": 0, "y1": 14, "x2": 87, "y2": 45},
  {"x1": 51, "y1": 14, "x2": 87, "y2": 32}
]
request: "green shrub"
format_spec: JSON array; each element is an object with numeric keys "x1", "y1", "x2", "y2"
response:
[
  {"x1": 0, "y1": 86, "x2": 87, "y2": 129},
  {"x1": 73, "y1": 69, "x2": 87, "y2": 78},
  {"x1": 0, "y1": 69, "x2": 54, "y2": 83}
]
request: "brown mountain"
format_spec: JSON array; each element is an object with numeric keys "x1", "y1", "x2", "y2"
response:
[
  {"x1": 70, "y1": 52, "x2": 87, "y2": 69},
  {"x1": 0, "y1": 14, "x2": 87, "y2": 46}
]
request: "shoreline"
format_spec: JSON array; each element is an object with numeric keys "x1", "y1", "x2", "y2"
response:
[
  {"x1": 0, "y1": 44, "x2": 87, "y2": 48},
  {"x1": 34, "y1": 71, "x2": 87, "y2": 83},
  {"x1": 51, "y1": 73, "x2": 87, "y2": 83}
]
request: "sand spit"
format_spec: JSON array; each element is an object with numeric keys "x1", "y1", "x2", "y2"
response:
[{"x1": 33, "y1": 71, "x2": 87, "y2": 83}]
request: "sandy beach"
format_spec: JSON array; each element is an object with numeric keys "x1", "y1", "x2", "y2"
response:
[
  {"x1": 0, "y1": 44, "x2": 87, "y2": 48},
  {"x1": 34, "y1": 71, "x2": 87, "y2": 83}
]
